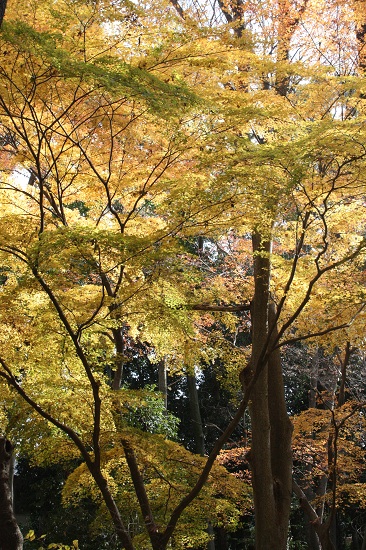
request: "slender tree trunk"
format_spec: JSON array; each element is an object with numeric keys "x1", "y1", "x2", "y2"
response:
[
  {"x1": 0, "y1": 437, "x2": 23, "y2": 550},
  {"x1": 158, "y1": 359, "x2": 168, "y2": 410},
  {"x1": 267, "y1": 302, "x2": 293, "y2": 547},
  {"x1": 302, "y1": 349, "x2": 321, "y2": 549},
  {"x1": 355, "y1": 0, "x2": 366, "y2": 74},
  {"x1": 292, "y1": 480, "x2": 335, "y2": 550},
  {"x1": 207, "y1": 522, "x2": 216, "y2": 550},
  {"x1": 187, "y1": 373, "x2": 215, "y2": 550},
  {"x1": 187, "y1": 373, "x2": 205, "y2": 456},
  {"x1": 111, "y1": 327, "x2": 125, "y2": 390},
  {"x1": 337, "y1": 342, "x2": 351, "y2": 407}
]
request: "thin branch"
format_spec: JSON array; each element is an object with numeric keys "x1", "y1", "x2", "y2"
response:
[{"x1": 0, "y1": 357, "x2": 94, "y2": 469}]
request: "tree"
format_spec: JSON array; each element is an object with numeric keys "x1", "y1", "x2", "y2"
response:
[
  {"x1": 192, "y1": 0, "x2": 366, "y2": 546},
  {"x1": 0, "y1": 1, "x2": 247, "y2": 548},
  {"x1": 0, "y1": 0, "x2": 366, "y2": 549}
]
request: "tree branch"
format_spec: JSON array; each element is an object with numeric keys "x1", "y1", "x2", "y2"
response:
[{"x1": 169, "y1": 0, "x2": 185, "y2": 19}]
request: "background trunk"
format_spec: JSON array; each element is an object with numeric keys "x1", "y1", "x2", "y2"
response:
[
  {"x1": 0, "y1": 437, "x2": 23, "y2": 550},
  {"x1": 158, "y1": 359, "x2": 168, "y2": 410},
  {"x1": 187, "y1": 373, "x2": 205, "y2": 456}
]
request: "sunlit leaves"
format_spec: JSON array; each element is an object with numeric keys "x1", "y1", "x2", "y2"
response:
[{"x1": 63, "y1": 431, "x2": 250, "y2": 549}]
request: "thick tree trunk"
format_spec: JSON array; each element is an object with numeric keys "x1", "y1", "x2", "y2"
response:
[
  {"x1": 244, "y1": 231, "x2": 292, "y2": 550},
  {"x1": 247, "y1": 233, "x2": 277, "y2": 549},
  {"x1": 0, "y1": 438, "x2": 23, "y2": 550}
]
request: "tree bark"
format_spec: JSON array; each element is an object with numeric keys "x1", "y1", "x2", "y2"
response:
[
  {"x1": 243, "y1": 231, "x2": 293, "y2": 549},
  {"x1": 267, "y1": 302, "x2": 293, "y2": 547},
  {"x1": 0, "y1": 437, "x2": 23, "y2": 550},
  {"x1": 337, "y1": 341, "x2": 351, "y2": 407},
  {"x1": 247, "y1": 232, "x2": 277, "y2": 549}
]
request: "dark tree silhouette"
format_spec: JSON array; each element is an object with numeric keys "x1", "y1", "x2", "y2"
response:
[{"x1": 0, "y1": 437, "x2": 23, "y2": 550}]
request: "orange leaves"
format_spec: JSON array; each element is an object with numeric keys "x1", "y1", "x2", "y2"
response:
[{"x1": 292, "y1": 403, "x2": 366, "y2": 499}]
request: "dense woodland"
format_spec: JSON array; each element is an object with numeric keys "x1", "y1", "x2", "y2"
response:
[{"x1": 0, "y1": 0, "x2": 365, "y2": 549}]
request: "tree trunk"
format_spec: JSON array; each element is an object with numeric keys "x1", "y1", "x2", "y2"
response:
[
  {"x1": 243, "y1": 231, "x2": 292, "y2": 550},
  {"x1": 337, "y1": 342, "x2": 351, "y2": 407},
  {"x1": 306, "y1": 528, "x2": 321, "y2": 550},
  {"x1": 248, "y1": 232, "x2": 277, "y2": 549},
  {"x1": 187, "y1": 373, "x2": 205, "y2": 456},
  {"x1": 111, "y1": 327, "x2": 125, "y2": 390},
  {"x1": 158, "y1": 359, "x2": 168, "y2": 410},
  {"x1": 207, "y1": 522, "x2": 216, "y2": 550},
  {"x1": 187, "y1": 373, "x2": 214, "y2": 550},
  {"x1": 267, "y1": 302, "x2": 293, "y2": 547},
  {"x1": 0, "y1": 437, "x2": 23, "y2": 550}
]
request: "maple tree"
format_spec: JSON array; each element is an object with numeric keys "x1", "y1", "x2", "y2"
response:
[
  {"x1": 190, "y1": 1, "x2": 366, "y2": 547},
  {"x1": 0, "y1": 1, "x2": 248, "y2": 548},
  {"x1": 0, "y1": 0, "x2": 365, "y2": 549}
]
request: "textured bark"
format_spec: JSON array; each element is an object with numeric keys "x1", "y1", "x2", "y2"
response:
[
  {"x1": 245, "y1": 233, "x2": 278, "y2": 549},
  {"x1": 242, "y1": 232, "x2": 293, "y2": 549},
  {"x1": 0, "y1": 438, "x2": 23, "y2": 550},
  {"x1": 267, "y1": 302, "x2": 293, "y2": 547}
]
